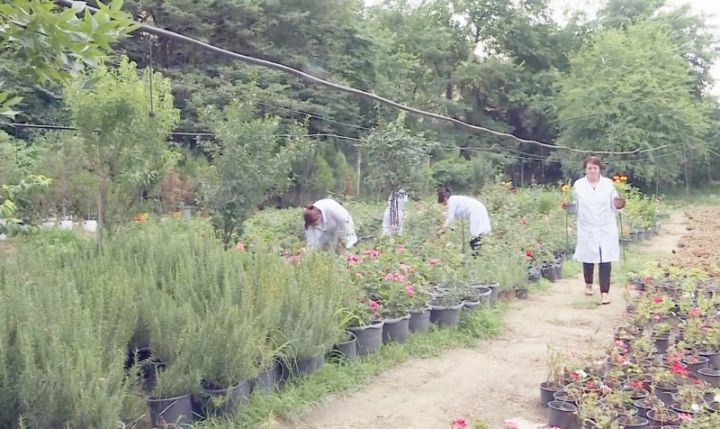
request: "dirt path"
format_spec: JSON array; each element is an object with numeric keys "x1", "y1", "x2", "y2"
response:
[{"x1": 281, "y1": 212, "x2": 687, "y2": 429}]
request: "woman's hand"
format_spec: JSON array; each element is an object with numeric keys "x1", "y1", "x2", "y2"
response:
[
  {"x1": 560, "y1": 201, "x2": 569, "y2": 209},
  {"x1": 613, "y1": 197, "x2": 626, "y2": 210}
]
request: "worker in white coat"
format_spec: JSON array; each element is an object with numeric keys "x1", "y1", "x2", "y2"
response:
[
  {"x1": 437, "y1": 188, "x2": 491, "y2": 256},
  {"x1": 382, "y1": 189, "x2": 409, "y2": 236},
  {"x1": 562, "y1": 156, "x2": 625, "y2": 304},
  {"x1": 303, "y1": 198, "x2": 358, "y2": 253}
]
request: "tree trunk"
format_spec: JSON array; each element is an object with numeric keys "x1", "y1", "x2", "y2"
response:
[
  {"x1": 96, "y1": 178, "x2": 108, "y2": 243},
  {"x1": 683, "y1": 144, "x2": 690, "y2": 196},
  {"x1": 356, "y1": 150, "x2": 362, "y2": 196}
]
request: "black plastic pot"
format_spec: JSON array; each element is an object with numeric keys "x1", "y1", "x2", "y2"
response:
[
  {"x1": 552, "y1": 261, "x2": 563, "y2": 279},
  {"x1": 200, "y1": 379, "x2": 251, "y2": 417},
  {"x1": 633, "y1": 399, "x2": 651, "y2": 419},
  {"x1": 429, "y1": 302, "x2": 463, "y2": 328},
  {"x1": 553, "y1": 389, "x2": 578, "y2": 405},
  {"x1": 409, "y1": 308, "x2": 431, "y2": 333},
  {"x1": 653, "y1": 336, "x2": 670, "y2": 355},
  {"x1": 646, "y1": 409, "x2": 679, "y2": 427},
  {"x1": 348, "y1": 321, "x2": 384, "y2": 357},
  {"x1": 471, "y1": 286, "x2": 492, "y2": 306},
  {"x1": 540, "y1": 382, "x2": 562, "y2": 407},
  {"x1": 698, "y1": 349, "x2": 720, "y2": 369},
  {"x1": 615, "y1": 415, "x2": 649, "y2": 428},
  {"x1": 698, "y1": 367, "x2": 720, "y2": 387},
  {"x1": 147, "y1": 392, "x2": 194, "y2": 428},
  {"x1": 382, "y1": 314, "x2": 411, "y2": 343},
  {"x1": 655, "y1": 385, "x2": 678, "y2": 407},
  {"x1": 670, "y1": 402, "x2": 703, "y2": 417},
  {"x1": 330, "y1": 332, "x2": 358, "y2": 361},
  {"x1": 541, "y1": 264, "x2": 559, "y2": 282},
  {"x1": 288, "y1": 353, "x2": 325, "y2": 378},
  {"x1": 253, "y1": 361, "x2": 281, "y2": 392},
  {"x1": 528, "y1": 267, "x2": 541, "y2": 282},
  {"x1": 515, "y1": 287, "x2": 529, "y2": 300},
  {"x1": 469, "y1": 282, "x2": 498, "y2": 305},
  {"x1": 681, "y1": 356, "x2": 709, "y2": 377},
  {"x1": 548, "y1": 400, "x2": 578, "y2": 429}
]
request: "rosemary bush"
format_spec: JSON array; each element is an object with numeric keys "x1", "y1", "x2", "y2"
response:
[{"x1": 280, "y1": 253, "x2": 350, "y2": 359}]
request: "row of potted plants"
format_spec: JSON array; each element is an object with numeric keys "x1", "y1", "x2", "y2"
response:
[
  {"x1": 0, "y1": 218, "x2": 509, "y2": 428},
  {"x1": 540, "y1": 266, "x2": 720, "y2": 428}
]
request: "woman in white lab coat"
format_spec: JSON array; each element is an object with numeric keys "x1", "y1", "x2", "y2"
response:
[
  {"x1": 303, "y1": 198, "x2": 358, "y2": 253},
  {"x1": 562, "y1": 156, "x2": 625, "y2": 304},
  {"x1": 437, "y1": 188, "x2": 491, "y2": 256},
  {"x1": 382, "y1": 189, "x2": 409, "y2": 236}
]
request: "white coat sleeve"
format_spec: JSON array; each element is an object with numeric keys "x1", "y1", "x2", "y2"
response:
[
  {"x1": 444, "y1": 199, "x2": 456, "y2": 228},
  {"x1": 305, "y1": 227, "x2": 321, "y2": 250}
]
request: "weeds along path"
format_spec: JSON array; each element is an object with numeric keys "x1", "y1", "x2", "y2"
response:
[{"x1": 278, "y1": 211, "x2": 688, "y2": 429}]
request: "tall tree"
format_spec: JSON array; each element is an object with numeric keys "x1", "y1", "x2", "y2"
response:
[
  {"x1": 199, "y1": 97, "x2": 308, "y2": 245},
  {"x1": 554, "y1": 21, "x2": 709, "y2": 187},
  {"x1": 65, "y1": 56, "x2": 179, "y2": 230}
]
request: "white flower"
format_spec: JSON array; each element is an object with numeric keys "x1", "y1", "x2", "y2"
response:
[
  {"x1": 715, "y1": 394, "x2": 720, "y2": 402},
  {"x1": 691, "y1": 403, "x2": 700, "y2": 412},
  {"x1": 576, "y1": 369, "x2": 587, "y2": 379}
]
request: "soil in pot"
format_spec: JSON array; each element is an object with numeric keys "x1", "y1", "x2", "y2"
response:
[{"x1": 382, "y1": 314, "x2": 411, "y2": 343}]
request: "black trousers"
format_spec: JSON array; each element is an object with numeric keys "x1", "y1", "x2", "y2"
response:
[
  {"x1": 583, "y1": 262, "x2": 611, "y2": 293},
  {"x1": 469, "y1": 235, "x2": 482, "y2": 257}
]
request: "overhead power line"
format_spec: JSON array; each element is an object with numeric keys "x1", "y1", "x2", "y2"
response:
[{"x1": 55, "y1": 0, "x2": 656, "y2": 156}]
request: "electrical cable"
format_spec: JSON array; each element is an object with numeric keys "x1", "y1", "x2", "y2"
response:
[{"x1": 53, "y1": 0, "x2": 671, "y2": 156}]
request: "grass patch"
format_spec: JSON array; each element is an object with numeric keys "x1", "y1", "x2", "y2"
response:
[{"x1": 195, "y1": 306, "x2": 505, "y2": 428}]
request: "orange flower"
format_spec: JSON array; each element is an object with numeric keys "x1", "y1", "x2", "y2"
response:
[{"x1": 620, "y1": 175, "x2": 628, "y2": 183}]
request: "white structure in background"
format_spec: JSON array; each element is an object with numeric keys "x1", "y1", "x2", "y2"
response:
[{"x1": 382, "y1": 189, "x2": 409, "y2": 236}]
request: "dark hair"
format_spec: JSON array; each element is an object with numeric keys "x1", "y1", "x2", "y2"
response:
[
  {"x1": 437, "y1": 187, "x2": 452, "y2": 204},
  {"x1": 303, "y1": 205, "x2": 321, "y2": 229},
  {"x1": 583, "y1": 155, "x2": 603, "y2": 170}
]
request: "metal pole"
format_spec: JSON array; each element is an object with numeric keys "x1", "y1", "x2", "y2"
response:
[{"x1": 565, "y1": 210, "x2": 569, "y2": 255}]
